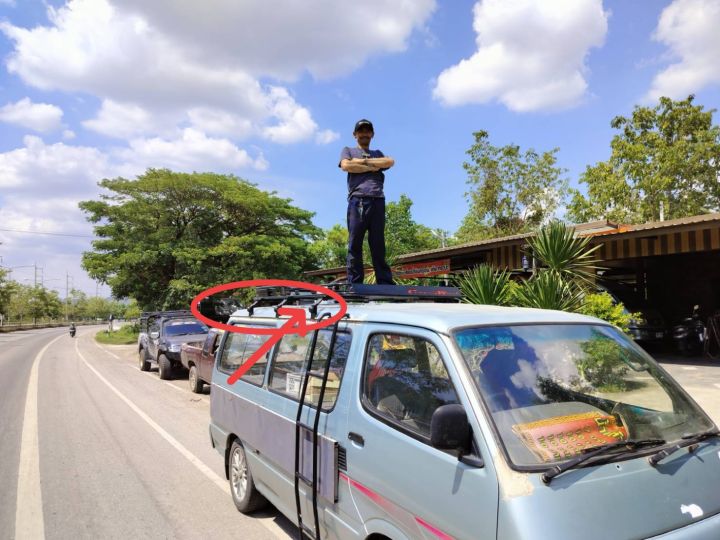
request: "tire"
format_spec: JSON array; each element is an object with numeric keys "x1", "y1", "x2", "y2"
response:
[
  {"x1": 158, "y1": 354, "x2": 172, "y2": 380},
  {"x1": 228, "y1": 440, "x2": 267, "y2": 513},
  {"x1": 188, "y1": 365, "x2": 204, "y2": 393},
  {"x1": 138, "y1": 348, "x2": 150, "y2": 371}
]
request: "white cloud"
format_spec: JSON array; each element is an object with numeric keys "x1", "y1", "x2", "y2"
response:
[
  {"x1": 82, "y1": 99, "x2": 158, "y2": 139},
  {"x1": 62, "y1": 129, "x2": 76, "y2": 140},
  {"x1": 315, "y1": 129, "x2": 340, "y2": 145},
  {"x1": 646, "y1": 0, "x2": 720, "y2": 100},
  {"x1": 262, "y1": 87, "x2": 317, "y2": 144},
  {"x1": 433, "y1": 0, "x2": 608, "y2": 112},
  {"x1": 187, "y1": 107, "x2": 254, "y2": 139},
  {"x1": 111, "y1": 0, "x2": 436, "y2": 80},
  {"x1": 0, "y1": 97, "x2": 63, "y2": 132},
  {"x1": 117, "y1": 128, "x2": 268, "y2": 172},
  {"x1": 0, "y1": 135, "x2": 108, "y2": 194},
  {"x1": 0, "y1": 0, "x2": 432, "y2": 144},
  {"x1": 0, "y1": 133, "x2": 267, "y2": 295},
  {"x1": 0, "y1": 0, "x2": 16, "y2": 6}
]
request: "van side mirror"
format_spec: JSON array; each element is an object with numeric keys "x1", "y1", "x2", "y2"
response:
[
  {"x1": 430, "y1": 404, "x2": 483, "y2": 467},
  {"x1": 150, "y1": 331, "x2": 160, "y2": 339}
]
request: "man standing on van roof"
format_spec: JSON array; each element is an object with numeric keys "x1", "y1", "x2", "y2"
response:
[{"x1": 339, "y1": 119, "x2": 396, "y2": 284}]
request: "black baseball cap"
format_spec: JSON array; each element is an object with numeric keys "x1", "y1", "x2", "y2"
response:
[{"x1": 354, "y1": 119, "x2": 374, "y2": 132}]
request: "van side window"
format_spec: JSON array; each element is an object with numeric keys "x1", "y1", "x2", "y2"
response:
[
  {"x1": 218, "y1": 328, "x2": 272, "y2": 386},
  {"x1": 363, "y1": 333, "x2": 459, "y2": 439},
  {"x1": 268, "y1": 329, "x2": 351, "y2": 410}
]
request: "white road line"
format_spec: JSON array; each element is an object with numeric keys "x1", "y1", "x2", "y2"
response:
[
  {"x1": 92, "y1": 339, "x2": 120, "y2": 359},
  {"x1": 16, "y1": 334, "x2": 64, "y2": 540},
  {"x1": 74, "y1": 340, "x2": 285, "y2": 538},
  {"x1": 714, "y1": 383, "x2": 720, "y2": 390},
  {"x1": 681, "y1": 366, "x2": 698, "y2": 371}
]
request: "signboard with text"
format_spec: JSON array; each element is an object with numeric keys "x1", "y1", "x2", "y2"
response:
[{"x1": 393, "y1": 258, "x2": 451, "y2": 279}]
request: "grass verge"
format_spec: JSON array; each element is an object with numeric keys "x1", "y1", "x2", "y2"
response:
[{"x1": 95, "y1": 324, "x2": 139, "y2": 345}]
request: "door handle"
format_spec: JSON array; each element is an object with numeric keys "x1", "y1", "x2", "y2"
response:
[{"x1": 348, "y1": 432, "x2": 364, "y2": 447}]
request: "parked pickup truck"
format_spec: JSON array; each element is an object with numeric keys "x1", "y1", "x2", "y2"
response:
[
  {"x1": 180, "y1": 328, "x2": 223, "y2": 393},
  {"x1": 138, "y1": 311, "x2": 208, "y2": 380}
]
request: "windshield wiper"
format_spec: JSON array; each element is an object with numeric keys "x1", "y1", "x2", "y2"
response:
[
  {"x1": 542, "y1": 438, "x2": 666, "y2": 484},
  {"x1": 648, "y1": 429, "x2": 720, "y2": 466}
]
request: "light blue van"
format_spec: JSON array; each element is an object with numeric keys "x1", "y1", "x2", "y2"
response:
[{"x1": 209, "y1": 287, "x2": 720, "y2": 540}]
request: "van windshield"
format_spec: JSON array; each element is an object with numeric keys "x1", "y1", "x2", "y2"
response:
[{"x1": 453, "y1": 324, "x2": 715, "y2": 467}]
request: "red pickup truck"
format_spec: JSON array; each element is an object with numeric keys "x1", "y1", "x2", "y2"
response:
[{"x1": 180, "y1": 328, "x2": 223, "y2": 393}]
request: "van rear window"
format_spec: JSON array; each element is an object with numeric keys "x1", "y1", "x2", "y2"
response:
[
  {"x1": 218, "y1": 328, "x2": 272, "y2": 386},
  {"x1": 268, "y1": 329, "x2": 351, "y2": 410}
]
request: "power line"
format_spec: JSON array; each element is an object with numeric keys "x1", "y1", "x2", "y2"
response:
[{"x1": 0, "y1": 228, "x2": 94, "y2": 238}]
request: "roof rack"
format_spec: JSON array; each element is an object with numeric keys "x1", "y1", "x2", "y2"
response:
[{"x1": 246, "y1": 283, "x2": 461, "y2": 317}]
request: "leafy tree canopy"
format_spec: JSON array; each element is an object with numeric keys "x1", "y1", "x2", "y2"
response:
[
  {"x1": 309, "y1": 194, "x2": 443, "y2": 272},
  {"x1": 457, "y1": 130, "x2": 568, "y2": 243},
  {"x1": 384, "y1": 194, "x2": 443, "y2": 259},
  {"x1": 80, "y1": 169, "x2": 320, "y2": 310},
  {"x1": 568, "y1": 96, "x2": 720, "y2": 224}
]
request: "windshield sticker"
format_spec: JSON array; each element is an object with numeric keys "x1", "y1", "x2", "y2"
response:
[
  {"x1": 513, "y1": 412, "x2": 628, "y2": 462},
  {"x1": 680, "y1": 504, "x2": 703, "y2": 519}
]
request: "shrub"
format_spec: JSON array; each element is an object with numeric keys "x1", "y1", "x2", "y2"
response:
[{"x1": 578, "y1": 292, "x2": 634, "y2": 332}]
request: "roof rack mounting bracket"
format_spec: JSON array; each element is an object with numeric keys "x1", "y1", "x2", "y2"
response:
[
  {"x1": 273, "y1": 298, "x2": 289, "y2": 318},
  {"x1": 247, "y1": 300, "x2": 260, "y2": 317},
  {"x1": 309, "y1": 298, "x2": 323, "y2": 319}
]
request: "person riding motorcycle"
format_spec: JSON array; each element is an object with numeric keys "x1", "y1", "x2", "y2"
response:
[{"x1": 69, "y1": 322, "x2": 76, "y2": 338}]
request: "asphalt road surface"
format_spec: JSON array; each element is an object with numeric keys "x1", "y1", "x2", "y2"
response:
[
  {"x1": 1, "y1": 326, "x2": 294, "y2": 540},
  {"x1": 2, "y1": 327, "x2": 719, "y2": 540}
]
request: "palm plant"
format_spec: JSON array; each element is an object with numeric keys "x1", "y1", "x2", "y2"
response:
[
  {"x1": 455, "y1": 264, "x2": 515, "y2": 306},
  {"x1": 512, "y1": 270, "x2": 585, "y2": 312},
  {"x1": 528, "y1": 220, "x2": 600, "y2": 288}
]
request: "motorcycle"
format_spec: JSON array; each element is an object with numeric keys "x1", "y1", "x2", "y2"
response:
[
  {"x1": 69, "y1": 324, "x2": 76, "y2": 338},
  {"x1": 672, "y1": 305, "x2": 705, "y2": 356}
]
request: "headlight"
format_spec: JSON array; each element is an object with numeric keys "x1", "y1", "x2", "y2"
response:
[{"x1": 168, "y1": 344, "x2": 181, "y2": 352}]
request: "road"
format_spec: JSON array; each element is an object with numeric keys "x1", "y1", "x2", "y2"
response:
[
  {"x1": 2, "y1": 328, "x2": 719, "y2": 540},
  {"x1": 1, "y1": 326, "x2": 294, "y2": 540}
]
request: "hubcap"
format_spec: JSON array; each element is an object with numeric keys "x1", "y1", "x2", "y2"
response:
[{"x1": 231, "y1": 447, "x2": 247, "y2": 500}]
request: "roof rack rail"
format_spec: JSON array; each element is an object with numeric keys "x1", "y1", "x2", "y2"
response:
[{"x1": 244, "y1": 283, "x2": 461, "y2": 316}]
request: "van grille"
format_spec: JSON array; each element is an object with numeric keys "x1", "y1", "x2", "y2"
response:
[{"x1": 337, "y1": 446, "x2": 347, "y2": 471}]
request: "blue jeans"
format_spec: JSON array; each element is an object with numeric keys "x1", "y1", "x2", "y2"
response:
[{"x1": 346, "y1": 197, "x2": 394, "y2": 284}]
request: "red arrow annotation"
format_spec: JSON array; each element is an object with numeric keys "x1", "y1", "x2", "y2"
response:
[
  {"x1": 226, "y1": 307, "x2": 308, "y2": 385},
  {"x1": 189, "y1": 279, "x2": 348, "y2": 386}
]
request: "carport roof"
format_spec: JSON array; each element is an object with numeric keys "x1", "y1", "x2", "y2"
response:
[{"x1": 304, "y1": 212, "x2": 720, "y2": 277}]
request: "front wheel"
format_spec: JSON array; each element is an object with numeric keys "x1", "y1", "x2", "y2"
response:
[
  {"x1": 188, "y1": 365, "x2": 203, "y2": 393},
  {"x1": 158, "y1": 354, "x2": 172, "y2": 380},
  {"x1": 229, "y1": 440, "x2": 267, "y2": 513},
  {"x1": 138, "y1": 348, "x2": 150, "y2": 371}
]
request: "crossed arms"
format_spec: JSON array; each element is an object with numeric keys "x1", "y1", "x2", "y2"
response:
[{"x1": 340, "y1": 156, "x2": 395, "y2": 173}]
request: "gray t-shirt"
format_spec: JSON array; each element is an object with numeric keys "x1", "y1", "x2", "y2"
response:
[{"x1": 339, "y1": 146, "x2": 386, "y2": 199}]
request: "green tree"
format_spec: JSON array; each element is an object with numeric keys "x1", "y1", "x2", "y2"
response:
[
  {"x1": 8, "y1": 285, "x2": 62, "y2": 322},
  {"x1": 309, "y1": 224, "x2": 348, "y2": 269},
  {"x1": 568, "y1": 96, "x2": 720, "y2": 224},
  {"x1": 309, "y1": 194, "x2": 443, "y2": 274},
  {"x1": 384, "y1": 194, "x2": 442, "y2": 259},
  {"x1": 0, "y1": 267, "x2": 16, "y2": 321},
  {"x1": 82, "y1": 296, "x2": 116, "y2": 320},
  {"x1": 80, "y1": 169, "x2": 320, "y2": 310},
  {"x1": 457, "y1": 131, "x2": 568, "y2": 242}
]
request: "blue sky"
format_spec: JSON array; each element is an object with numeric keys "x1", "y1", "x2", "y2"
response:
[{"x1": 1, "y1": 0, "x2": 719, "y2": 296}]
